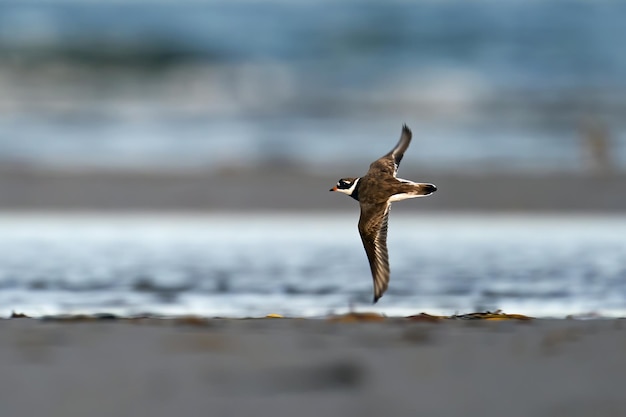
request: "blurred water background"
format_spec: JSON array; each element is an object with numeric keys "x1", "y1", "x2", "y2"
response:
[
  {"x1": 2, "y1": 214, "x2": 625, "y2": 318},
  {"x1": 1, "y1": 0, "x2": 626, "y2": 172},
  {"x1": 1, "y1": 0, "x2": 625, "y2": 317}
]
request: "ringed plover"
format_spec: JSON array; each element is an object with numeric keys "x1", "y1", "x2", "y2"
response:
[{"x1": 329, "y1": 124, "x2": 437, "y2": 302}]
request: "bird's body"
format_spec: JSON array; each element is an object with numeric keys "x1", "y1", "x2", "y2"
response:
[{"x1": 330, "y1": 124, "x2": 437, "y2": 302}]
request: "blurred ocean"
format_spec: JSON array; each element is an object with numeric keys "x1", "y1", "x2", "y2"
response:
[
  {"x1": 1, "y1": 214, "x2": 625, "y2": 318},
  {"x1": 1, "y1": 0, "x2": 626, "y2": 172}
]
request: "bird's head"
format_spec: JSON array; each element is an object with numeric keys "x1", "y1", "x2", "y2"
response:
[{"x1": 329, "y1": 177, "x2": 360, "y2": 199}]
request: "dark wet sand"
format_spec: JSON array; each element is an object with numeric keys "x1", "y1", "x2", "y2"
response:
[
  {"x1": 0, "y1": 166, "x2": 624, "y2": 213},
  {"x1": 1, "y1": 317, "x2": 625, "y2": 417}
]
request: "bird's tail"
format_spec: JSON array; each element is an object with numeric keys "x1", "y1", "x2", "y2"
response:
[
  {"x1": 389, "y1": 182, "x2": 437, "y2": 202},
  {"x1": 412, "y1": 183, "x2": 437, "y2": 196}
]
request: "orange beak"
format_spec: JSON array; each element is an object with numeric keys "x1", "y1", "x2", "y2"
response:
[{"x1": 329, "y1": 186, "x2": 337, "y2": 192}]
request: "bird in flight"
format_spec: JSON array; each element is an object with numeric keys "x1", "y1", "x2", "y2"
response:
[{"x1": 329, "y1": 124, "x2": 437, "y2": 302}]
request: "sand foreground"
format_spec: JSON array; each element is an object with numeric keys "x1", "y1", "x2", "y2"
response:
[{"x1": 1, "y1": 317, "x2": 625, "y2": 417}]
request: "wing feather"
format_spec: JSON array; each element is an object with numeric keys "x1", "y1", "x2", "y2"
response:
[
  {"x1": 387, "y1": 123, "x2": 412, "y2": 169},
  {"x1": 367, "y1": 124, "x2": 412, "y2": 177},
  {"x1": 358, "y1": 203, "x2": 391, "y2": 303}
]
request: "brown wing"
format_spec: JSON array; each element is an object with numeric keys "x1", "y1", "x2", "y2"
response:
[
  {"x1": 367, "y1": 124, "x2": 412, "y2": 178},
  {"x1": 358, "y1": 202, "x2": 391, "y2": 303}
]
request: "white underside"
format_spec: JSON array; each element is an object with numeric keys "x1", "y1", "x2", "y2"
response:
[{"x1": 388, "y1": 193, "x2": 426, "y2": 202}]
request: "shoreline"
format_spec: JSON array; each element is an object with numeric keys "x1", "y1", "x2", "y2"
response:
[
  {"x1": 0, "y1": 166, "x2": 624, "y2": 213},
  {"x1": 4, "y1": 310, "x2": 623, "y2": 321}
]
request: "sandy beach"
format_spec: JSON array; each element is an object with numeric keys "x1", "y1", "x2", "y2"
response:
[{"x1": 1, "y1": 315, "x2": 625, "y2": 417}]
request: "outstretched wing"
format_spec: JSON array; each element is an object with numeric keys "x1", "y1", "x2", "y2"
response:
[
  {"x1": 367, "y1": 124, "x2": 412, "y2": 177},
  {"x1": 358, "y1": 202, "x2": 391, "y2": 303}
]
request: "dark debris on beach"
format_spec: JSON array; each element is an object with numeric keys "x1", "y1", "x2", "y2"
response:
[{"x1": 6, "y1": 310, "x2": 534, "y2": 324}]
